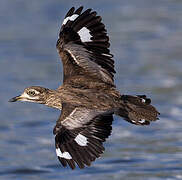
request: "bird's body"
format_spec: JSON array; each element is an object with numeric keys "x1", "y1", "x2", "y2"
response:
[
  {"x1": 9, "y1": 6, "x2": 160, "y2": 169},
  {"x1": 57, "y1": 85, "x2": 120, "y2": 110}
]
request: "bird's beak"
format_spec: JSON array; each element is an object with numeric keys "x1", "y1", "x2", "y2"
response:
[{"x1": 9, "y1": 95, "x2": 22, "y2": 102}]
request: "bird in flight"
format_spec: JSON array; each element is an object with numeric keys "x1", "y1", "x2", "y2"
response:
[{"x1": 9, "y1": 6, "x2": 160, "y2": 169}]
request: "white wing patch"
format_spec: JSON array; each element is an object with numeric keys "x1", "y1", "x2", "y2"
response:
[
  {"x1": 78, "y1": 27, "x2": 92, "y2": 42},
  {"x1": 101, "y1": 53, "x2": 113, "y2": 57},
  {"x1": 139, "y1": 119, "x2": 146, "y2": 123},
  {"x1": 141, "y1": 99, "x2": 146, "y2": 103},
  {"x1": 74, "y1": 134, "x2": 88, "y2": 146},
  {"x1": 56, "y1": 148, "x2": 72, "y2": 159},
  {"x1": 62, "y1": 14, "x2": 79, "y2": 25}
]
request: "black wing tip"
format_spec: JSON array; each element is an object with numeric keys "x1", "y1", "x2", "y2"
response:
[
  {"x1": 55, "y1": 130, "x2": 106, "y2": 169},
  {"x1": 55, "y1": 137, "x2": 105, "y2": 169},
  {"x1": 66, "y1": 6, "x2": 89, "y2": 17},
  {"x1": 61, "y1": 6, "x2": 109, "y2": 43},
  {"x1": 65, "y1": 7, "x2": 75, "y2": 18},
  {"x1": 75, "y1": 6, "x2": 84, "y2": 14}
]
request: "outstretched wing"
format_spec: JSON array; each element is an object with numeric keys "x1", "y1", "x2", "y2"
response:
[
  {"x1": 56, "y1": 6, "x2": 115, "y2": 85},
  {"x1": 53, "y1": 104, "x2": 114, "y2": 169}
]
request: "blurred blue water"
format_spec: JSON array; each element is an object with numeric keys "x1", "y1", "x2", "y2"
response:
[{"x1": 1, "y1": 0, "x2": 182, "y2": 180}]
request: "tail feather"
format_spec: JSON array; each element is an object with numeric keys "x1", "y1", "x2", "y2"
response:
[{"x1": 117, "y1": 95, "x2": 160, "y2": 125}]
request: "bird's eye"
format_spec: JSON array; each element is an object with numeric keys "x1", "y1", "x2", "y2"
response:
[{"x1": 27, "y1": 90, "x2": 36, "y2": 96}]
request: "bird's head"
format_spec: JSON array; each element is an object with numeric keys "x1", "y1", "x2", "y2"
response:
[{"x1": 9, "y1": 86, "x2": 49, "y2": 104}]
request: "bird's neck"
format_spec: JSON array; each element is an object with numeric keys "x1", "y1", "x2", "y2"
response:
[{"x1": 45, "y1": 89, "x2": 62, "y2": 110}]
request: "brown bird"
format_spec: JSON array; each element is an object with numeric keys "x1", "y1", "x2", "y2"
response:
[{"x1": 9, "y1": 6, "x2": 160, "y2": 169}]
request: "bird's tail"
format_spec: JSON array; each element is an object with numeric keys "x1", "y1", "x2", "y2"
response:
[{"x1": 116, "y1": 95, "x2": 160, "y2": 125}]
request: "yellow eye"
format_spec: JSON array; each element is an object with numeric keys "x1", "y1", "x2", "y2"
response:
[{"x1": 28, "y1": 90, "x2": 36, "y2": 96}]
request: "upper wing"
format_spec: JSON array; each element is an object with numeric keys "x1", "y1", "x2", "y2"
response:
[
  {"x1": 53, "y1": 104, "x2": 114, "y2": 169},
  {"x1": 56, "y1": 6, "x2": 115, "y2": 85}
]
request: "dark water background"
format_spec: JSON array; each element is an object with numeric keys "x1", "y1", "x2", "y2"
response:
[{"x1": 1, "y1": 0, "x2": 182, "y2": 179}]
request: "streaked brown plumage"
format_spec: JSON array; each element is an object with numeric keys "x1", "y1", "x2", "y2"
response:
[{"x1": 9, "y1": 6, "x2": 160, "y2": 169}]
